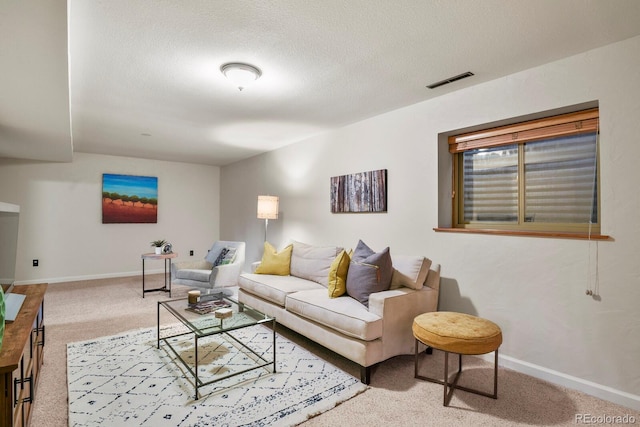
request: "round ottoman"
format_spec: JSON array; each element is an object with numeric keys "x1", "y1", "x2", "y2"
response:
[{"x1": 413, "y1": 311, "x2": 502, "y2": 406}]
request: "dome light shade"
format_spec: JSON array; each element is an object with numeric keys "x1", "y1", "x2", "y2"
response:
[{"x1": 220, "y1": 62, "x2": 262, "y2": 91}]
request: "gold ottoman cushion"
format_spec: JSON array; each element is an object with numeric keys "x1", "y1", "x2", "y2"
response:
[{"x1": 413, "y1": 311, "x2": 502, "y2": 355}]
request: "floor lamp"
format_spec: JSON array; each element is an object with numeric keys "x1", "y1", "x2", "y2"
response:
[{"x1": 257, "y1": 195, "x2": 279, "y2": 242}]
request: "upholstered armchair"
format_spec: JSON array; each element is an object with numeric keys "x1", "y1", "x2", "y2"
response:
[{"x1": 171, "y1": 241, "x2": 245, "y2": 293}]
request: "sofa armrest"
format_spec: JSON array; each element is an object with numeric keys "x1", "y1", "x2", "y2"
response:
[
  {"x1": 368, "y1": 288, "x2": 420, "y2": 317},
  {"x1": 424, "y1": 263, "x2": 441, "y2": 291},
  {"x1": 368, "y1": 286, "x2": 440, "y2": 357},
  {"x1": 368, "y1": 262, "x2": 440, "y2": 316},
  {"x1": 209, "y1": 261, "x2": 243, "y2": 287}
]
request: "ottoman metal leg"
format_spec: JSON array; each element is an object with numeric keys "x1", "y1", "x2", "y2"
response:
[
  {"x1": 415, "y1": 338, "x2": 499, "y2": 406},
  {"x1": 447, "y1": 349, "x2": 498, "y2": 403}
]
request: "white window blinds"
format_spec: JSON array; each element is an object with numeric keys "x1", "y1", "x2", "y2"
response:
[
  {"x1": 452, "y1": 108, "x2": 599, "y2": 232},
  {"x1": 523, "y1": 133, "x2": 597, "y2": 224}
]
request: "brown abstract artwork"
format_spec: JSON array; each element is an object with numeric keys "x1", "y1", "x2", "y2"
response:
[{"x1": 330, "y1": 169, "x2": 387, "y2": 213}]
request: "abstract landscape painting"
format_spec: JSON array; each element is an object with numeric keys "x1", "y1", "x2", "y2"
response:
[
  {"x1": 330, "y1": 169, "x2": 387, "y2": 213},
  {"x1": 102, "y1": 174, "x2": 158, "y2": 223}
]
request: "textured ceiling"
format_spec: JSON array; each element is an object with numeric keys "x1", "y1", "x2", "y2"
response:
[{"x1": 3, "y1": 1, "x2": 640, "y2": 166}]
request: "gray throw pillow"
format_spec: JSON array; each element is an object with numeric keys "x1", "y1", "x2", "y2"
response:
[
  {"x1": 205, "y1": 242, "x2": 226, "y2": 265},
  {"x1": 213, "y1": 248, "x2": 229, "y2": 267},
  {"x1": 346, "y1": 240, "x2": 393, "y2": 308}
]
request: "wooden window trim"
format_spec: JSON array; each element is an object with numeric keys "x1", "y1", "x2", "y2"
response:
[
  {"x1": 449, "y1": 107, "x2": 602, "y2": 236},
  {"x1": 434, "y1": 227, "x2": 611, "y2": 241},
  {"x1": 449, "y1": 108, "x2": 599, "y2": 153}
]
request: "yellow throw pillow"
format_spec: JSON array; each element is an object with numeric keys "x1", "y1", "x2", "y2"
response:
[
  {"x1": 255, "y1": 242, "x2": 293, "y2": 276},
  {"x1": 328, "y1": 249, "x2": 350, "y2": 298}
]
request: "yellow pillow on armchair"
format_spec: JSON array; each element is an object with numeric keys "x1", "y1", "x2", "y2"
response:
[{"x1": 255, "y1": 242, "x2": 293, "y2": 276}]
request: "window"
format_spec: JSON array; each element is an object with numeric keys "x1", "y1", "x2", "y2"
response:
[{"x1": 449, "y1": 108, "x2": 600, "y2": 237}]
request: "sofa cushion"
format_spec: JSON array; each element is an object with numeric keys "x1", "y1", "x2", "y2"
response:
[
  {"x1": 390, "y1": 255, "x2": 432, "y2": 290},
  {"x1": 238, "y1": 273, "x2": 325, "y2": 307},
  {"x1": 346, "y1": 240, "x2": 393, "y2": 308},
  {"x1": 285, "y1": 289, "x2": 383, "y2": 341},
  {"x1": 328, "y1": 249, "x2": 350, "y2": 298},
  {"x1": 255, "y1": 242, "x2": 293, "y2": 276},
  {"x1": 175, "y1": 268, "x2": 211, "y2": 282},
  {"x1": 289, "y1": 241, "x2": 342, "y2": 287}
]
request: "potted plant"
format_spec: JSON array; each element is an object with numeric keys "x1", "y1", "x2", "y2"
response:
[{"x1": 151, "y1": 239, "x2": 167, "y2": 254}]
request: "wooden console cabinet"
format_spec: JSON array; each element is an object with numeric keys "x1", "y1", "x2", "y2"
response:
[{"x1": 0, "y1": 284, "x2": 47, "y2": 427}]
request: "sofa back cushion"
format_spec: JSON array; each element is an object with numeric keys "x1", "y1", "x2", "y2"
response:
[
  {"x1": 289, "y1": 241, "x2": 343, "y2": 287},
  {"x1": 390, "y1": 255, "x2": 432, "y2": 290}
]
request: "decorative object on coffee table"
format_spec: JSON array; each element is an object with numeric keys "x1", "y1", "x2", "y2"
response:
[
  {"x1": 188, "y1": 290, "x2": 200, "y2": 304},
  {"x1": 215, "y1": 307, "x2": 233, "y2": 319}
]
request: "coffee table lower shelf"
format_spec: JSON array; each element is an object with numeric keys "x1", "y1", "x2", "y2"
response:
[{"x1": 157, "y1": 299, "x2": 276, "y2": 400}]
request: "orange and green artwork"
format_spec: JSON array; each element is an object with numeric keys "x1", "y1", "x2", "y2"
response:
[{"x1": 102, "y1": 174, "x2": 158, "y2": 223}]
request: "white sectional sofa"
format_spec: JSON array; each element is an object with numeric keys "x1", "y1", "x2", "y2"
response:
[{"x1": 238, "y1": 240, "x2": 441, "y2": 383}]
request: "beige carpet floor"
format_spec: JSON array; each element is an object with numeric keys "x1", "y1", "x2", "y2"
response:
[{"x1": 30, "y1": 275, "x2": 639, "y2": 426}]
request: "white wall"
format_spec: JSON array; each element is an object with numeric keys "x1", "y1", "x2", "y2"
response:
[
  {"x1": 0, "y1": 152, "x2": 220, "y2": 283},
  {"x1": 221, "y1": 36, "x2": 640, "y2": 409}
]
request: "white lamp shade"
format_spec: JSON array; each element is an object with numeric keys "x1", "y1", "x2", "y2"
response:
[{"x1": 257, "y1": 195, "x2": 279, "y2": 220}]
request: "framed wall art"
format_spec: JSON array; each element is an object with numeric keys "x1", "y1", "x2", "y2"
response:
[
  {"x1": 330, "y1": 169, "x2": 387, "y2": 213},
  {"x1": 102, "y1": 174, "x2": 158, "y2": 223}
]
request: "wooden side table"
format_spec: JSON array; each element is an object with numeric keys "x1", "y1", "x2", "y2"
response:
[{"x1": 141, "y1": 252, "x2": 178, "y2": 297}]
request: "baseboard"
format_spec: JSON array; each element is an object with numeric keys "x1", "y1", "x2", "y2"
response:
[
  {"x1": 15, "y1": 269, "x2": 167, "y2": 285},
  {"x1": 478, "y1": 353, "x2": 640, "y2": 411}
]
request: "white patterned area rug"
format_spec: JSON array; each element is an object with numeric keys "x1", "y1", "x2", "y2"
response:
[{"x1": 67, "y1": 324, "x2": 367, "y2": 426}]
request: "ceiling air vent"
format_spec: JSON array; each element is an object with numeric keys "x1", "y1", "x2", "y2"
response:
[{"x1": 426, "y1": 71, "x2": 474, "y2": 89}]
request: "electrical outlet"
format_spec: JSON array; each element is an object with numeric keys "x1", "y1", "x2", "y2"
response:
[
  {"x1": 190, "y1": 250, "x2": 194, "y2": 256},
  {"x1": 33, "y1": 259, "x2": 39, "y2": 267}
]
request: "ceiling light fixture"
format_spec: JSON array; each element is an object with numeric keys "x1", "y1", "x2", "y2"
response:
[{"x1": 220, "y1": 62, "x2": 262, "y2": 91}]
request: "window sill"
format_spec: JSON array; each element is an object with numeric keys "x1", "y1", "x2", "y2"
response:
[{"x1": 433, "y1": 227, "x2": 612, "y2": 241}]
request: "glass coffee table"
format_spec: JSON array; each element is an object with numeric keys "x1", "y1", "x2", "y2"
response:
[{"x1": 157, "y1": 293, "x2": 276, "y2": 399}]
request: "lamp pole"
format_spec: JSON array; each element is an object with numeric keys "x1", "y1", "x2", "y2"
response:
[{"x1": 257, "y1": 195, "x2": 279, "y2": 243}]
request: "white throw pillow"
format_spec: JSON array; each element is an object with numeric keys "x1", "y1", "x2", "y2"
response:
[
  {"x1": 289, "y1": 241, "x2": 343, "y2": 287},
  {"x1": 389, "y1": 255, "x2": 432, "y2": 290}
]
